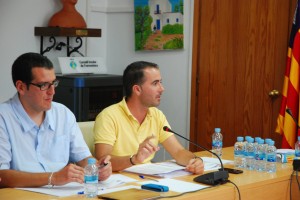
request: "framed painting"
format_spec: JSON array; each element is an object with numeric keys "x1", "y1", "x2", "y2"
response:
[{"x1": 134, "y1": 0, "x2": 184, "y2": 51}]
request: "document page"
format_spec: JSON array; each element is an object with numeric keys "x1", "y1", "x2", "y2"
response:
[
  {"x1": 16, "y1": 174, "x2": 137, "y2": 197},
  {"x1": 137, "y1": 178, "x2": 209, "y2": 193},
  {"x1": 202, "y1": 157, "x2": 234, "y2": 171},
  {"x1": 124, "y1": 161, "x2": 187, "y2": 177}
]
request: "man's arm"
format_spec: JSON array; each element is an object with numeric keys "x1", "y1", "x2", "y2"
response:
[
  {"x1": 95, "y1": 137, "x2": 159, "y2": 172},
  {"x1": 0, "y1": 170, "x2": 50, "y2": 188},
  {"x1": 0, "y1": 163, "x2": 86, "y2": 188},
  {"x1": 162, "y1": 135, "x2": 204, "y2": 174},
  {"x1": 95, "y1": 143, "x2": 134, "y2": 172}
]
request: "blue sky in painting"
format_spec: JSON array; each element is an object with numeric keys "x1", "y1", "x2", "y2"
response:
[
  {"x1": 134, "y1": 0, "x2": 148, "y2": 7},
  {"x1": 134, "y1": 0, "x2": 182, "y2": 12},
  {"x1": 170, "y1": 0, "x2": 181, "y2": 11}
]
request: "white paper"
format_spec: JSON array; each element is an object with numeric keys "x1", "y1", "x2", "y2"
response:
[
  {"x1": 98, "y1": 185, "x2": 141, "y2": 195},
  {"x1": 16, "y1": 174, "x2": 137, "y2": 197},
  {"x1": 277, "y1": 149, "x2": 295, "y2": 154},
  {"x1": 124, "y1": 158, "x2": 234, "y2": 177},
  {"x1": 138, "y1": 178, "x2": 209, "y2": 193},
  {"x1": 123, "y1": 161, "x2": 189, "y2": 178},
  {"x1": 201, "y1": 157, "x2": 234, "y2": 171},
  {"x1": 17, "y1": 182, "x2": 84, "y2": 197},
  {"x1": 98, "y1": 174, "x2": 137, "y2": 190}
]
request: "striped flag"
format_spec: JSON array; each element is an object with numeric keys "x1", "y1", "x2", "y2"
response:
[{"x1": 276, "y1": 1, "x2": 300, "y2": 148}]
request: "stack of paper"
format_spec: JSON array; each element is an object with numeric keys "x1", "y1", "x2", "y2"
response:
[
  {"x1": 124, "y1": 161, "x2": 191, "y2": 178},
  {"x1": 124, "y1": 158, "x2": 234, "y2": 178}
]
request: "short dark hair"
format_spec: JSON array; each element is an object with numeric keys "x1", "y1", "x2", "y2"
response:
[
  {"x1": 123, "y1": 61, "x2": 159, "y2": 97},
  {"x1": 11, "y1": 52, "x2": 53, "y2": 87}
]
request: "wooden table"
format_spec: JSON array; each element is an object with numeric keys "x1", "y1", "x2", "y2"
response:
[{"x1": 0, "y1": 147, "x2": 299, "y2": 200}]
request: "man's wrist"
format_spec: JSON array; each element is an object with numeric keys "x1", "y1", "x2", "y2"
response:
[
  {"x1": 48, "y1": 172, "x2": 54, "y2": 188},
  {"x1": 194, "y1": 155, "x2": 203, "y2": 162},
  {"x1": 130, "y1": 154, "x2": 136, "y2": 165}
]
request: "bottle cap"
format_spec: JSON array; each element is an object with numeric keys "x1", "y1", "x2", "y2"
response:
[
  {"x1": 248, "y1": 138, "x2": 254, "y2": 143},
  {"x1": 265, "y1": 139, "x2": 272, "y2": 145},
  {"x1": 237, "y1": 136, "x2": 244, "y2": 142},
  {"x1": 258, "y1": 139, "x2": 264, "y2": 144},
  {"x1": 87, "y1": 158, "x2": 96, "y2": 164},
  {"x1": 214, "y1": 128, "x2": 221, "y2": 133}
]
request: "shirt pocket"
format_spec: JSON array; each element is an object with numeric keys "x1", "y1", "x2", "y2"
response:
[{"x1": 45, "y1": 134, "x2": 70, "y2": 162}]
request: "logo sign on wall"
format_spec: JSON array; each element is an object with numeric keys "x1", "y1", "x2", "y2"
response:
[{"x1": 58, "y1": 57, "x2": 107, "y2": 75}]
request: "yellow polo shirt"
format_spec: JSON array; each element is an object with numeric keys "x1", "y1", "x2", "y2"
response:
[{"x1": 94, "y1": 98, "x2": 173, "y2": 163}]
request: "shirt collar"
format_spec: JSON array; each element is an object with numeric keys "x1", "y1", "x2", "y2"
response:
[
  {"x1": 120, "y1": 97, "x2": 152, "y2": 119},
  {"x1": 11, "y1": 93, "x2": 55, "y2": 132}
]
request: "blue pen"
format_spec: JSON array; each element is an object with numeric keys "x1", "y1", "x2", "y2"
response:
[
  {"x1": 139, "y1": 175, "x2": 159, "y2": 182},
  {"x1": 77, "y1": 191, "x2": 84, "y2": 195}
]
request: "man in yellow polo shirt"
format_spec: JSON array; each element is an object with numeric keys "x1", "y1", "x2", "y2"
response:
[{"x1": 94, "y1": 61, "x2": 204, "y2": 174}]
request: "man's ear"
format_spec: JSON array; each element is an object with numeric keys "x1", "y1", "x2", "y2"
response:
[
  {"x1": 132, "y1": 85, "x2": 142, "y2": 96},
  {"x1": 15, "y1": 80, "x2": 26, "y2": 95}
]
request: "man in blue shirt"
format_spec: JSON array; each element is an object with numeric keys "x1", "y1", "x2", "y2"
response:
[{"x1": 0, "y1": 52, "x2": 112, "y2": 188}]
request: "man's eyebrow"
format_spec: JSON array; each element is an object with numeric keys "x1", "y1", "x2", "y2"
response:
[
  {"x1": 151, "y1": 79, "x2": 163, "y2": 85},
  {"x1": 35, "y1": 80, "x2": 57, "y2": 84}
]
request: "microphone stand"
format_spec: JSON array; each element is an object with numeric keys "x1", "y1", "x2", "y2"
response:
[{"x1": 163, "y1": 126, "x2": 229, "y2": 185}]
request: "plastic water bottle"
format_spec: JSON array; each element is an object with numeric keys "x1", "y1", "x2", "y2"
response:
[
  {"x1": 254, "y1": 139, "x2": 265, "y2": 171},
  {"x1": 234, "y1": 136, "x2": 245, "y2": 168},
  {"x1": 263, "y1": 138, "x2": 269, "y2": 154},
  {"x1": 212, "y1": 128, "x2": 223, "y2": 157},
  {"x1": 265, "y1": 140, "x2": 277, "y2": 173},
  {"x1": 254, "y1": 137, "x2": 261, "y2": 151},
  {"x1": 245, "y1": 137, "x2": 255, "y2": 170},
  {"x1": 265, "y1": 138, "x2": 272, "y2": 145},
  {"x1": 84, "y1": 158, "x2": 99, "y2": 198},
  {"x1": 245, "y1": 136, "x2": 251, "y2": 143},
  {"x1": 255, "y1": 137, "x2": 261, "y2": 143},
  {"x1": 295, "y1": 136, "x2": 300, "y2": 159}
]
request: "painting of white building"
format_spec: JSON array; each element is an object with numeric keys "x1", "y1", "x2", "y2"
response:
[
  {"x1": 134, "y1": 0, "x2": 184, "y2": 50},
  {"x1": 149, "y1": 0, "x2": 183, "y2": 31}
]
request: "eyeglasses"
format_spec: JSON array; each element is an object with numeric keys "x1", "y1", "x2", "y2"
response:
[{"x1": 28, "y1": 80, "x2": 60, "y2": 91}]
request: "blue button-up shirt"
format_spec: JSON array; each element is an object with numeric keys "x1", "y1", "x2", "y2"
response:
[{"x1": 0, "y1": 93, "x2": 91, "y2": 172}]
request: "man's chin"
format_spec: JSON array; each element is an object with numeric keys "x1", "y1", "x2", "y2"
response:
[
  {"x1": 44, "y1": 104, "x2": 52, "y2": 111},
  {"x1": 152, "y1": 102, "x2": 160, "y2": 107}
]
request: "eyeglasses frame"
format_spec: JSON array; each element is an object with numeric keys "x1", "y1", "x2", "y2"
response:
[{"x1": 28, "y1": 79, "x2": 60, "y2": 91}]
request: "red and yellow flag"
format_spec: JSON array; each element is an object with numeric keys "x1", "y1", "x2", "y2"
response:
[{"x1": 276, "y1": 1, "x2": 300, "y2": 149}]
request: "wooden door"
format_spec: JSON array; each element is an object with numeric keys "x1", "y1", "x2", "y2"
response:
[{"x1": 190, "y1": 0, "x2": 297, "y2": 150}]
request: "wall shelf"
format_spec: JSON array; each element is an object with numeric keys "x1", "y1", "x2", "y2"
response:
[{"x1": 34, "y1": 27, "x2": 101, "y2": 56}]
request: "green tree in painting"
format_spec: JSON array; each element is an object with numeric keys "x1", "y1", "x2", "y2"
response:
[
  {"x1": 135, "y1": 5, "x2": 152, "y2": 50},
  {"x1": 174, "y1": 0, "x2": 184, "y2": 15}
]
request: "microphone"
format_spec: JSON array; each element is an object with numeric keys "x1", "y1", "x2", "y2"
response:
[
  {"x1": 286, "y1": 108, "x2": 300, "y2": 128},
  {"x1": 163, "y1": 126, "x2": 229, "y2": 185}
]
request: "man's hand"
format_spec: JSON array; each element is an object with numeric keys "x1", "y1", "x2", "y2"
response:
[
  {"x1": 185, "y1": 157, "x2": 204, "y2": 174},
  {"x1": 51, "y1": 163, "x2": 85, "y2": 185},
  {"x1": 98, "y1": 155, "x2": 112, "y2": 181},
  {"x1": 133, "y1": 135, "x2": 160, "y2": 164}
]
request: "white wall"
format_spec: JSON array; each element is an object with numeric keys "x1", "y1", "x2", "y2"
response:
[{"x1": 0, "y1": 0, "x2": 194, "y2": 156}]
